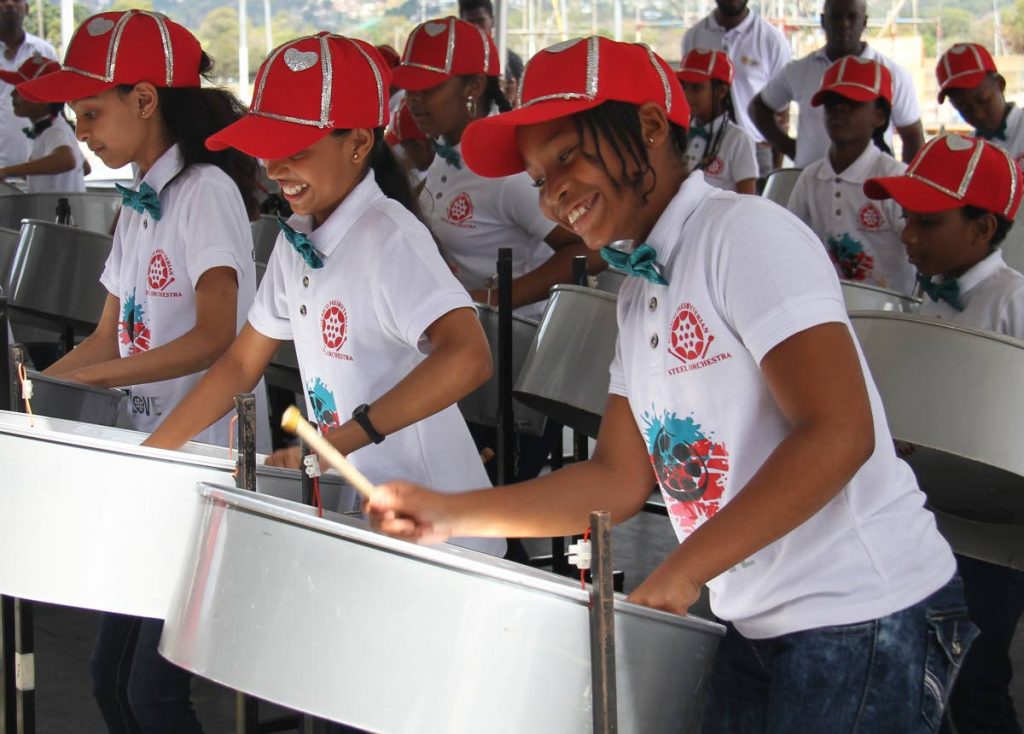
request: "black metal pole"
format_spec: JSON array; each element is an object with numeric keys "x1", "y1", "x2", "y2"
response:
[
  {"x1": 495, "y1": 247, "x2": 514, "y2": 486},
  {"x1": 589, "y1": 510, "x2": 617, "y2": 734},
  {"x1": 0, "y1": 297, "x2": 9, "y2": 412},
  {"x1": 299, "y1": 441, "x2": 314, "y2": 507}
]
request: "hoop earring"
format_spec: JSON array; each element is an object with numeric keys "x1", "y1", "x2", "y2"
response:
[{"x1": 465, "y1": 96, "x2": 477, "y2": 117}]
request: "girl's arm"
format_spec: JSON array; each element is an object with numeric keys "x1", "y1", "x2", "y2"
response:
[
  {"x1": 626, "y1": 322, "x2": 875, "y2": 614},
  {"x1": 44, "y1": 294, "x2": 121, "y2": 376},
  {"x1": 57, "y1": 267, "x2": 240, "y2": 388},
  {"x1": 367, "y1": 394, "x2": 657, "y2": 543},
  {"x1": 268, "y1": 305, "x2": 494, "y2": 469},
  {"x1": 0, "y1": 146, "x2": 77, "y2": 178},
  {"x1": 143, "y1": 324, "x2": 280, "y2": 450},
  {"x1": 735, "y1": 178, "x2": 757, "y2": 195}
]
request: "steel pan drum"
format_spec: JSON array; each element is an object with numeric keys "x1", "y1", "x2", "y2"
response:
[
  {"x1": 0, "y1": 410, "x2": 359, "y2": 618},
  {"x1": 595, "y1": 266, "x2": 626, "y2": 294},
  {"x1": 514, "y1": 285, "x2": 618, "y2": 438},
  {"x1": 25, "y1": 370, "x2": 126, "y2": 426},
  {"x1": 0, "y1": 225, "x2": 21, "y2": 281},
  {"x1": 458, "y1": 303, "x2": 546, "y2": 435},
  {"x1": 850, "y1": 312, "x2": 1024, "y2": 568},
  {"x1": 0, "y1": 192, "x2": 120, "y2": 233},
  {"x1": 5, "y1": 220, "x2": 112, "y2": 329},
  {"x1": 251, "y1": 215, "x2": 279, "y2": 263},
  {"x1": 840, "y1": 281, "x2": 921, "y2": 313},
  {"x1": 161, "y1": 484, "x2": 723, "y2": 733}
]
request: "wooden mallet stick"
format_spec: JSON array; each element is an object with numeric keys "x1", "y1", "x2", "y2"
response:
[{"x1": 280, "y1": 405, "x2": 379, "y2": 502}]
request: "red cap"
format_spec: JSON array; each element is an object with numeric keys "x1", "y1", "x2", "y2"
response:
[
  {"x1": 0, "y1": 52, "x2": 60, "y2": 87},
  {"x1": 392, "y1": 17, "x2": 499, "y2": 92},
  {"x1": 462, "y1": 37, "x2": 689, "y2": 178},
  {"x1": 17, "y1": 11, "x2": 202, "y2": 103},
  {"x1": 676, "y1": 48, "x2": 733, "y2": 85},
  {"x1": 376, "y1": 44, "x2": 400, "y2": 69},
  {"x1": 811, "y1": 56, "x2": 893, "y2": 107},
  {"x1": 385, "y1": 98, "x2": 426, "y2": 145},
  {"x1": 936, "y1": 43, "x2": 998, "y2": 102},
  {"x1": 207, "y1": 33, "x2": 391, "y2": 160},
  {"x1": 864, "y1": 134, "x2": 1021, "y2": 221}
]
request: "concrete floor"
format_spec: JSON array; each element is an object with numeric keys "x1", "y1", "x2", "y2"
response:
[{"x1": 25, "y1": 508, "x2": 1024, "y2": 733}]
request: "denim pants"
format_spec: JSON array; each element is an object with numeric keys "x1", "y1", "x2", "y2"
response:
[
  {"x1": 90, "y1": 612, "x2": 204, "y2": 734},
  {"x1": 702, "y1": 575, "x2": 977, "y2": 733}
]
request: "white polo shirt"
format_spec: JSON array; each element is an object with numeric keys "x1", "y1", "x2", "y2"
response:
[
  {"x1": 99, "y1": 144, "x2": 269, "y2": 450},
  {"x1": 420, "y1": 142, "x2": 555, "y2": 320},
  {"x1": 249, "y1": 172, "x2": 506, "y2": 557},
  {"x1": 759, "y1": 45, "x2": 921, "y2": 168},
  {"x1": 0, "y1": 34, "x2": 56, "y2": 168},
  {"x1": 684, "y1": 114, "x2": 758, "y2": 191},
  {"x1": 980, "y1": 103, "x2": 1024, "y2": 165},
  {"x1": 919, "y1": 250, "x2": 1024, "y2": 338},
  {"x1": 608, "y1": 174, "x2": 954, "y2": 638},
  {"x1": 26, "y1": 115, "x2": 84, "y2": 193},
  {"x1": 787, "y1": 143, "x2": 914, "y2": 294},
  {"x1": 682, "y1": 11, "x2": 792, "y2": 144}
]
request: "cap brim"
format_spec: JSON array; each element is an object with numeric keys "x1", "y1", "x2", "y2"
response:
[
  {"x1": 811, "y1": 85, "x2": 885, "y2": 107},
  {"x1": 863, "y1": 175, "x2": 962, "y2": 213},
  {"x1": 676, "y1": 71, "x2": 711, "y2": 84},
  {"x1": 17, "y1": 70, "x2": 114, "y2": 103},
  {"x1": 391, "y1": 65, "x2": 449, "y2": 92},
  {"x1": 207, "y1": 114, "x2": 334, "y2": 159},
  {"x1": 937, "y1": 72, "x2": 988, "y2": 102}
]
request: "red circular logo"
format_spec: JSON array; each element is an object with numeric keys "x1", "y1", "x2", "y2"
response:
[
  {"x1": 859, "y1": 203, "x2": 882, "y2": 231},
  {"x1": 447, "y1": 192, "x2": 473, "y2": 224},
  {"x1": 320, "y1": 300, "x2": 348, "y2": 351},
  {"x1": 147, "y1": 250, "x2": 173, "y2": 291},
  {"x1": 704, "y1": 157, "x2": 724, "y2": 176},
  {"x1": 670, "y1": 307, "x2": 711, "y2": 363}
]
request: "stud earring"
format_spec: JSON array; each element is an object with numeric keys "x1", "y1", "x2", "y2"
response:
[
  {"x1": 648, "y1": 137, "x2": 654, "y2": 144},
  {"x1": 352, "y1": 153, "x2": 359, "y2": 161},
  {"x1": 465, "y1": 97, "x2": 477, "y2": 117}
]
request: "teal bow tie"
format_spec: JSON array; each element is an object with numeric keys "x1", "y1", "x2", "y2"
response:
[
  {"x1": 600, "y1": 243, "x2": 669, "y2": 286},
  {"x1": 434, "y1": 139, "x2": 461, "y2": 169},
  {"x1": 116, "y1": 182, "x2": 162, "y2": 220},
  {"x1": 688, "y1": 125, "x2": 713, "y2": 143},
  {"x1": 277, "y1": 217, "x2": 323, "y2": 269},
  {"x1": 918, "y1": 274, "x2": 964, "y2": 311}
]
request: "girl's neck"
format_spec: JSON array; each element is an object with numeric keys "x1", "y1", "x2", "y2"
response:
[
  {"x1": 631, "y1": 164, "x2": 690, "y2": 245},
  {"x1": 29, "y1": 110, "x2": 54, "y2": 124},
  {"x1": 828, "y1": 137, "x2": 871, "y2": 175},
  {"x1": 692, "y1": 111, "x2": 724, "y2": 128},
  {"x1": 134, "y1": 130, "x2": 174, "y2": 178}
]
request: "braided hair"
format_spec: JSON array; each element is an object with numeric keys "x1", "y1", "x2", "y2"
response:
[
  {"x1": 871, "y1": 98, "x2": 894, "y2": 156},
  {"x1": 689, "y1": 80, "x2": 737, "y2": 174}
]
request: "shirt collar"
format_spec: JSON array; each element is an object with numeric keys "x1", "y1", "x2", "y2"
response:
[
  {"x1": 815, "y1": 142, "x2": 882, "y2": 184},
  {"x1": 285, "y1": 171, "x2": 386, "y2": 259},
  {"x1": 813, "y1": 43, "x2": 875, "y2": 64},
  {"x1": 706, "y1": 9, "x2": 755, "y2": 35},
  {"x1": 137, "y1": 144, "x2": 185, "y2": 196},
  {"x1": 951, "y1": 249, "x2": 1007, "y2": 296},
  {"x1": 643, "y1": 172, "x2": 713, "y2": 263}
]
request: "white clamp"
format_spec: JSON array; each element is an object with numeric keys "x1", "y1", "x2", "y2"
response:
[
  {"x1": 21, "y1": 379, "x2": 32, "y2": 400},
  {"x1": 303, "y1": 454, "x2": 321, "y2": 478},
  {"x1": 567, "y1": 539, "x2": 592, "y2": 570}
]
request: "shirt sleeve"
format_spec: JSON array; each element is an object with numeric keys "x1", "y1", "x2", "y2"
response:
[
  {"x1": 710, "y1": 196, "x2": 848, "y2": 364},
  {"x1": 99, "y1": 220, "x2": 126, "y2": 297},
  {"x1": 766, "y1": 24, "x2": 792, "y2": 77},
  {"x1": 785, "y1": 168, "x2": 813, "y2": 228},
  {"x1": 35, "y1": 123, "x2": 75, "y2": 158},
  {"x1": 681, "y1": 26, "x2": 696, "y2": 55},
  {"x1": 608, "y1": 333, "x2": 627, "y2": 397},
  {"x1": 731, "y1": 127, "x2": 759, "y2": 182},
  {"x1": 499, "y1": 171, "x2": 557, "y2": 242},
  {"x1": 758, "y1": 60, "x2": 797, "y2": 113},
  {"x1": 246, "y1": 239, "x2": 293, "y2": 341},
  {"x1": 177, "y1": 170, "x2": 252, "y2": 289},
  {"x1": 997, "y1": 281, "x2": 1024, "y2": 339},
  {"x1": 887, "y1": 60, "x2": 921, "y2": 128}
]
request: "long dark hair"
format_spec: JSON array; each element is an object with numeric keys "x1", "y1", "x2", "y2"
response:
[
  {"x1": 332, "y1": 128, "x2": 424, "y2": 223},
  {"x1": 871, "y1": 98, "x2": 894, "y2": 156},
  {"x1": 689, "y1": 79, "x2": 737, "y2": 173},
  {"x1": 573, "y1": 100, "x2": 688, "y2": 204},
  {"x1": 120, "y1": 52, "x2": 260, "y2": 219}
]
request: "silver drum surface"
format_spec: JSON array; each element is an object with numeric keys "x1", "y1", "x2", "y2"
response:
[
  {"x1": 160, "y1": 484, "x2": 723, "y2": 733},
  {"x1": 0, "y1": 192, "x2": 120, "y2": 234},
  {"x1": 0, "y1": 411, "x2": 359, "y2": 618},
  {"x1": 0, "y1": 225, "x2": 20, "y2": 283},
  {"x1": 25, "y1": 371, "x2": 126, "y2": 426},
  {"x1": 514, "y1": 285, "x2": 618, "y2": 438},
  {"x1": 840, "y1": 281, "x2": 921, "y2": 313},
  {"x1": 850, "y1": 312, "x2": 1024, "y2": 568}
]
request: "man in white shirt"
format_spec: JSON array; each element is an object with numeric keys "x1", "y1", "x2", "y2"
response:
[
  {"x1": 0, "y1": 0, "x2": 55, "y2": 168},
  {"x1": 682, "y1": 0, "x2": 791, "y2": 176},
  {"x1": 749, "y1": 0, "x2": 925, "y2": 168}
]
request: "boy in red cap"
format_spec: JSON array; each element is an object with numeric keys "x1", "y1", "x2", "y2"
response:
[
  {"x1": 866, "y1": 133, "x2": 1024, "y2": 733},
  {"x1": 385, "y1": 97, "x2": 434, "y2": 182},
  {"x1": 677, "y1": 48, "x2": 757, "y2": 193},
  {"x1": 787, "y1": 56, "x2": 914, "y2": 294},
  {"x1": 26, "y1": 9, "x2": 268, "y2": 733},
  {"x1": 0, "y1": 53, "x2": 84, "y2": 192},
  {"x1": 937, "y1": 43, "x2": 1024, "y2": 162},
  {"x1": 370, "y1": 35, "x2": 969, "y2": 731}
]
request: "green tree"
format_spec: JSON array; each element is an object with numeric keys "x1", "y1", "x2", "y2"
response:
[
  {"x1": 31, "y1": 0, "x2": 91, "y2": 52},
  {"x1": 195, "y1": 5, "x2": 266, "y2": 82}
]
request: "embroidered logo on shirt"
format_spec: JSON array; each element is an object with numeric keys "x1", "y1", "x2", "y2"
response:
[
  {"x1": 667, "y1": 303, "x2": 732, "y2": 374},
  {"x1": 446, "y1": 192, "x2": 475, "y2": 227},
  {"x1": 306, "y1": 377, "x2": 342, "y2": 433},
  {"x1": 642, "y1": 410, "x2": 730, "y2": 537},
  {"x1": 320, "y1": 300, "x2": 353, "y2": 361},
  {"x1": 826, "y1": 233, "x2": 874, "y2": 281},
  {"x1": 858, "y1": 203, "x2": 884, "y2": 231},
  {"x1": 704, "y1": 157, "x2": 724, "y2": 176},
  {"x1": 118, "y1": 288, "x2": 151, "y2": 355},
  {"x1": 146, "y1": 249, "x2": 181, "y2": 297}
]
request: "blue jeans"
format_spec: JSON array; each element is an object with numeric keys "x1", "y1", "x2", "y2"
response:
[
  {"x1": 702, "y1": 575, "x2": 977, "y2": 733},
  {"x1": 90, "y1": 613, "x2": 204, "y2": 734}
]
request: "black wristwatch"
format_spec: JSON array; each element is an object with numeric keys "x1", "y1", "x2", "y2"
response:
[{"x1": 352, "y1": 403, "x2": 385, "y2": 444}]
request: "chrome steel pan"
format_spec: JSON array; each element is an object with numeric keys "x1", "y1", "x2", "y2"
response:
[
  {"x1": 595, "y1": 267, "x2": 626, "y2": 295},
  {"x1": 0, "y1": 225, "x2": 20, "y2": 282},
  {"x1": 841, "y1": 281, "x2": 921, "y2": 313},
  {"x1": 0, "y1": 410, "x2": 359, "y2": 618},
  {"x1": 458, "y1": 303, "x2": 546, "y2": 435},
  {"x1": 25, "y1": 370, "x2": 126, "y2": 426},
  {"x1": 251, "y1": 215, "x2": 279, "y2": 263},
  {"x1": 0, "y1": 192, "x2": 120, "y2": 233},
  {"x1": 761, "y1": 168, "x2": 803, "y2": 206},
  {"x1": 850, "y1": 313, "x2": 1024, "y2": 568},
  {"x1": 514, "y1": 285, "x2": 618, "y2": 438},
  {"x1": 5, "y1": 220, "x2": 112, "y2": 329},
  {"x1": 161, "y1": 484, "x2": 724, "y2": 733}
]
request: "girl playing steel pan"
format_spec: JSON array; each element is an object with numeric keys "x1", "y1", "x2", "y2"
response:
[{"x1": 369, "y1": 36, "x2": 974, "y2": 732}]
